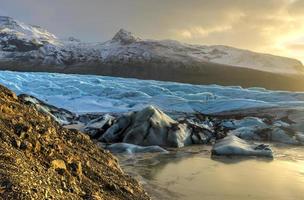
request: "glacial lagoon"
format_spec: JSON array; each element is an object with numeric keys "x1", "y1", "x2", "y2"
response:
[{"x1": 118, "y1": 145, "x2": 304, "y2": 200}]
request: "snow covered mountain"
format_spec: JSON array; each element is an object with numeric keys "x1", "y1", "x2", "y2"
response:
[
  {"x1": 0, "y1": 16, "x2": 304, "y2": 90},
  {"x1": 0, "y1": 16, "x2": 58, "y2": 47},
  {"x1": 102, "y1": 29, "x2": 303, "y2": 75}
]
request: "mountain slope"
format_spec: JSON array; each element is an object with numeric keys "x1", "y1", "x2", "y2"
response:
[
  {"x1": 101, "y1": 29, "x2": 303, "y2": 75},
  {"x1": 0, "y1": 84, "x2": 150, "y2": 199},
  {"x1": 0, "y1": 16, "x2": 304, "y2": 91}
]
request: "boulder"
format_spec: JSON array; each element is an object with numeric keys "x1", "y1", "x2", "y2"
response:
[
  {"x1": 51, "y1": 159, "x2": 66, "y2": 170},
  {"x1": 212, "y1": 135, "x2": 273, "y2": 157}
]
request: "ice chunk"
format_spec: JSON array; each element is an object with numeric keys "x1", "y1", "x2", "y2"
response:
[
  {"x1": 212, "y1": 135, "x2": 273, "y2": 157},
  {"x1": 103, "y1": 143, "x2": 168, "y2": 154}
]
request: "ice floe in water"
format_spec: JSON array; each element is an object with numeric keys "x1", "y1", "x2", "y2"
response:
[{"x1": 1, "y1": 70, "x2": 304, "y2": 114}]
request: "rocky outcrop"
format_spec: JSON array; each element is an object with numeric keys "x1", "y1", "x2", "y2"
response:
[
  {"x1": 212, "y1": 135, "x2": 273, "y2": 157},
  {"x1": 18, "y1": 94, "x2": 77, "y2": 125},
  {"x1": 0, "y1": 84, "x2": 150, "y2": 199},
  {"x1": 112, "y1": 29, "x2": 141, "y2": 45},
  {"x1": 17, "y1": 94, "x2": 117, "y2": 139},
  {"x1": 0, "y1": 32, "x2": 43, "y2": 52}
]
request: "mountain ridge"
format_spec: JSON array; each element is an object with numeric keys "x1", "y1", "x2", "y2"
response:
[{"x1": 0, "y1": 16, "x2": 304, "y2": 91}]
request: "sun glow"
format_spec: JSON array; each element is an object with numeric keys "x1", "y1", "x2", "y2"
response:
[{"x1": 173, "y1": 1, "x2": 304, "y2": 63}]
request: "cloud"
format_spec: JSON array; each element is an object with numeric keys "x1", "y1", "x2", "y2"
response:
[
  {"x1": 160, "y1": 0, "x2": 304, "y2": 62},
  {"x1": 286, "y1": 44, "x2": 304, "y2": 51},
  {"x1": 178, "y1": 25, "x2": 233, "y2": 39},
  {"x1": 288, "y1": 0, "x2": 304, "y2": 16}
]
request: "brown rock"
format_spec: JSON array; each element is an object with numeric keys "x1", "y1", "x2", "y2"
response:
[
  {"x1": 69, "y1": 161, "x2": 82, "y2": 179},
  {"x1": 51, "y1": 159, "x2": 67, "y2": 170}
]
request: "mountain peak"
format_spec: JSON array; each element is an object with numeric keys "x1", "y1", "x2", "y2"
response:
[
  {"x1": 0, "y1": 16, "x2": 58, "y2": 46},
  {"x1": 0, "y1": 16, "x2": 19, "y2": 28},
  {"x1": 112, "y1": 29, "x2": 141, "y2": 44}
]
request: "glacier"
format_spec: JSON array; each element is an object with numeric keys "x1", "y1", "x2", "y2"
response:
[{"x1": 0, "y1": 70, "x2": 304, "y2": 114}]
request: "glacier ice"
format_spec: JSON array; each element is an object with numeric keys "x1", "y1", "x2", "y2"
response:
[{"x1": 1, "y1": 71, "x2": 304, "y2": 115}]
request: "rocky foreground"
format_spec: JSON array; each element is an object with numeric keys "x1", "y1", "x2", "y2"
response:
[{"x1": 0, "y1": 85, "x2": 150, "y2": 199}]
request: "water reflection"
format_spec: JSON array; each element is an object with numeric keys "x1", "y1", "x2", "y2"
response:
[
  {"x1": 211, "y1": 155, "x2": 273, "y2": 164},
  {"x1": 117, "y1": 145, "x2": 304, "y2": 200}
]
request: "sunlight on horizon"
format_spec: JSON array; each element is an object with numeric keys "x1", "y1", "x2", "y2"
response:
[{"x1": 169, "y1": 0, "x2": 304, "y2": 63}]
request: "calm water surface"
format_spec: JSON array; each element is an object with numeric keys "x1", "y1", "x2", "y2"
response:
[{"x1": 117, "y1": 145, "x2": 304, "y2": 200}]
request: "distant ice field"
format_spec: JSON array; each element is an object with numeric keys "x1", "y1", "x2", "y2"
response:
[{"x1": 1, "y1": 70, "x2": 304, "y2": 114}]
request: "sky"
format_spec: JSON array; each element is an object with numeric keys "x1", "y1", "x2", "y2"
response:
[{"x1": 1, "y1": 0, "x2": 304, "y2": 63}]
